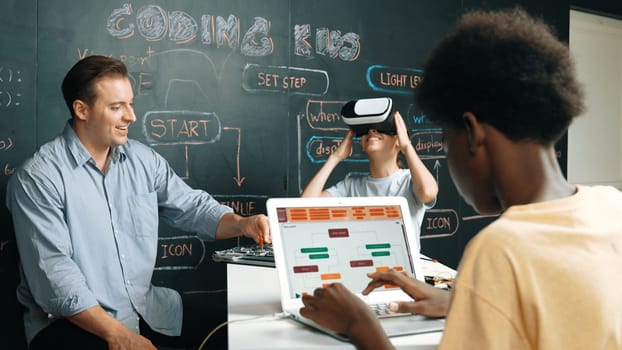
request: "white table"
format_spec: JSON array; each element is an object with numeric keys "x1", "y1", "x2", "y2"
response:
[{"x1": 227, "y1": 258, "x2": 455, "y2": 349}]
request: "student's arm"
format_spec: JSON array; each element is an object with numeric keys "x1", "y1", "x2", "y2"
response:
[
  {"x1": 301, "y1": 283, "x2": 394, "y2": 350},
  {"x1": 68, "y1": 306, "x2": 156, "y2": 350},
  {"x1": 300, "y1": 272, "x2": 451, "y2": 350},
  {"x1": 394, "y1": 112, "x2": 438, "y2": 204},
  {"x1": 362, "y1": 269, "x2": 450, "y2": 317},
  {"x1": 301, "y1": 130, "x2": 355, "y2": 197}
]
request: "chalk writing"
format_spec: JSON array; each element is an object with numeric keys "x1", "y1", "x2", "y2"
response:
[
  {"x1": 202, "y1": 14, "x2": 236, "y2": 47},
  {"x1": 107, "y1": 3, "x2": 134, "y2": 39},
  {"x1": 169, "y1": 11, "x2": 199, "y2": 44},
  {"x1": 411, "y1": 130, "x2": 444, "y2": 159},
  {"x1": 317, "y1": 28, "x2": 360, "y2": 61},
  {"x1": 161, "y1": 241, "x2": 192, "y2": 258},
  {"x1": 422, "y1": 209, "x2": 459, "y2": 238},
  {"x1": 294, "y1": 24, "x2": 312, "y2": 56},
  {"x1": 242, "y1": 64, "x2": 329, "y2": 95},
  {"x1": 127, "y1": 72, "x2": 154, "y2": 95},
  {"x1": 215, "y1": 195, "x2": 268, "y2": 217},
  {"x1": 0, "y1": 66, "x2": 24, "y2": 109},
  {"x1": 143, "y1": 110, "x2": 221, "y2": 145},
  {"x1": 77, "y1": 47, "x2": 154, "y2": 68},
  {"x1": 366, "y1": 65, "x2": 424, "y2": 94},
  {"x1": 136, "y1": 5, "x2": 169, "y2": 41},
  {"x1": 0, "y1": 66, "x2": 22, "y2": 84},
  {"x1": 0, "y1": 240, "x2": 9, "y2": 252},
  {"x1": 220, "y1": 199, "x2": 256, "y2": 216},
  {"x1": 406, "y1": 104, "x2": 428, "y2": 125},
  {"x1": 139, "y1": 48, "x2": 255, "y2": 184},
  {"x1": 240, "y1": 17, "x2": 274, "y2": 56},
  {"x1": 379, "y1": 72, "x2": 422, "y2": 88},
  {"x1": 107, "y1": 4, "x2": 274, "y2": 56},
  {"x1": 305, "y1": 136, "x2": 366, "y2": 163},
  {"x1": 0, "y1": 91, "x2": 21, "y2": 109},
  {"x1": 155, "y1": 236, "x2": 205, "y2": 270},
  {"x1": 294, "y1": 24, "x2": 360, "y2": 61},
  {"x1": 0, "y1": 137, "x2": 14, "y2": 151},
  {"x1": 305, "y1": 99, "x2": 347, "y2": 130}
]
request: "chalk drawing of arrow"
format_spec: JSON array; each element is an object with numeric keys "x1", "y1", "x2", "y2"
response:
[
  {"x1": 224, "y1": 127, "x2": 245, "y2": 187},
  {"x1": 433, "y1": 160, "x2": 441, "y2": 184}
]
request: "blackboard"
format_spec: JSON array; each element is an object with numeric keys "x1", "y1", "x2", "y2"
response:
[{"x1": 1, "y1": 1, "x2": 569, "y2": 348}]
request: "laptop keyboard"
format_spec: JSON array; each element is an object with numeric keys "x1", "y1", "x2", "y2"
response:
[{"x1": 368, "y1": 303, "x2": 409, "y2": 318}]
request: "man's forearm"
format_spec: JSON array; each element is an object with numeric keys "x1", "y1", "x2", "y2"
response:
[{"x1": 67, "y1": 305, "x2": 128, "y2": 342}]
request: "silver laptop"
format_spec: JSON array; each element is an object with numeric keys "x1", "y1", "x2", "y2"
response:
[{"x1": 266, "y1": 196, "x2": 445, "y2": 341}]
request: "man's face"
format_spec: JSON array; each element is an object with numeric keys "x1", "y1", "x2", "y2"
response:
[{"x1": 79, "y1": 76, "x2": 136, "y2": 152}]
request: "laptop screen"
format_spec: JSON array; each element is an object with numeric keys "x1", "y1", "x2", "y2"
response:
[{"x1": 273, "y1": 202, "x2": 416, "y2": 299}]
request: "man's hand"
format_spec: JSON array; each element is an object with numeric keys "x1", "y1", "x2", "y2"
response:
[
  {"x1": 215, "y1": 213, "x2": 271, "y2": 246},
  {"x1": 105, "y1": 326, "x2": 157, "y2": 350},
  {"x1": 240, "y1": 214, "x2": 271, "y2": 247},
  {"x1": 362, "y1": 270, "x2": 450, "y2": 317},
  {"x1": 68, "y1": 306, "x2": 157, "y2": 350}
]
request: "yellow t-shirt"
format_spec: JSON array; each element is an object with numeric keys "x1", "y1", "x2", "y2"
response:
[{"x1": 439, "y1": 185, "x2": 622, "y2": 349}]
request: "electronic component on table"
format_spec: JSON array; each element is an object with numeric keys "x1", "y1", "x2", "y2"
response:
[{"x1": 212, "y1": 244, "x2": 275, "y2": 267}]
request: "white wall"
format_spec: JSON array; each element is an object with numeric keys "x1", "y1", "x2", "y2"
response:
[{"x1": 568, "y1": 10, "x2": 622, "y2": 189}]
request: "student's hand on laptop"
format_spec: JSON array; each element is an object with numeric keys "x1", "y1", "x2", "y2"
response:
[
  {"x1": 300, "y1": 283, "x2": 394, "y2": 350},
  {"x1": 362, "y1": 270, "x2": 450, "y2": 318}
]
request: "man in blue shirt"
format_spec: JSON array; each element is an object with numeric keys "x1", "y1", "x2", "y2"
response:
[{"x1": 6, "y1": 55, "x2": 271, "y2": 350}]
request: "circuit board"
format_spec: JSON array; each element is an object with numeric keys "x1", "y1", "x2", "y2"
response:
[{"x1": 212, "y1": 244, "x2": 275, "y2": 267}]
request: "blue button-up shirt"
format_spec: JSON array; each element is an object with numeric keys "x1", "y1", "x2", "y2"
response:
[{"x1": 6, "y1": 122, "x2": 233, "y2": 344}]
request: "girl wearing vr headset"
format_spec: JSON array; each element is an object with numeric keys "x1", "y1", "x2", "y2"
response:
[{"x1": 301, "y1": 110, "x2": 438, "y2": 254}]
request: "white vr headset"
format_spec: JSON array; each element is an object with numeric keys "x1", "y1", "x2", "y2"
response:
[{"x1": 341, "y1": 97, "x2": 396, "y2": 137}]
